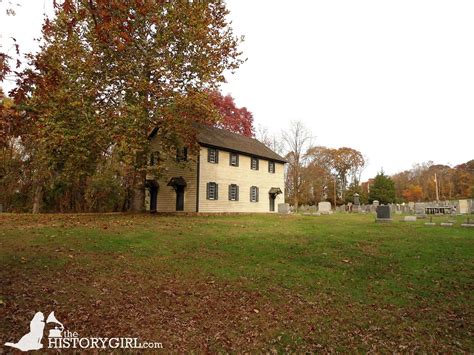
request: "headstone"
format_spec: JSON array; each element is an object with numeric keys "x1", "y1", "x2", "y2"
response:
[
  {"x1": 376, "y1": 205, "x2": 392, "y2": 223},
  {"x1": 440, "y1": 222, "x2": 453, "y2": 227},
  {"x1": 414, "y1": 202, "x2": 425, "y2": 215},
  {"x1": 461, "y1": 217, "x2": 473, "y2": 227},
  {"x1": 371, "y1": 200, "x2": 379, "y2": 213},
  {"x1": 404, "y1": 216, "x2": 417, "y2": 222},
  {"x1": 352, "y1": 194, "x2": 360, "y2": 213},
  {"x1": 318, "y1": 201, "x2": 332, "y2": 215},
  {"x1": 278, "y1": 203, "x2": 290, "y2": 214},
  {"x1": 458, "y1": 200, "x2": 469, "y2": 214},
  {"x1": 353, "y1": 193, "x2": 360, "y2": 206},
  {"x1": 408, "y1": 202, "x2": 415, "y2": 212}
]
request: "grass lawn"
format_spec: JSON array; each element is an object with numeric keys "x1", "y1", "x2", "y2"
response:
[{"x1": 1, "y1": 213, "x2": 473, "y2": 352}]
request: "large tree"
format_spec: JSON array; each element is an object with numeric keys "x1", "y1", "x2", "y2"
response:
[
  {"x1": 12, "y1": 0, "x2": 243, "y2": 212},
  {"x1": 302, "y1": 146, "x2": 333, "y2": 205},
  {"x1": 330, "y1": 147, "x2": 365, "y2": 201},
  {"x1": 282, "y1": 120, "x2": 312, "y2": 209}
]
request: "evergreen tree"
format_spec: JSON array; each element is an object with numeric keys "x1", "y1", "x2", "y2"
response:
[{"x1": 369, "y1": 171, "x2": 396, "y2": 204}]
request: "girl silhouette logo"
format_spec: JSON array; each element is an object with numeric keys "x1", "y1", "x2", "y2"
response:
[{"x1": 5, "y1": 312, "x2": 45, "y2": 351}]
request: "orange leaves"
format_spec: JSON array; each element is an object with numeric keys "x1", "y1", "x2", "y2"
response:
[{"x1": 402, "y1": 185, "x2": 423, "y2": 202}]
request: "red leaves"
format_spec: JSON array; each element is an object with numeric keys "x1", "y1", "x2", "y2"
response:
[
  {"x1": 206, "y1": 90, "x2": 254, "y2": 137},
  {"x1": 0, "y1": 52, "x2": 12, "y2": 81},
  {"x1": 62, "y1": 0, "x2": 75, "y2": 14}
]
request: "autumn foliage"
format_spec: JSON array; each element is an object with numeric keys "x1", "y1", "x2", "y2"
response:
[
  {"x1": 402, "y1": 185, "x2": 423, "y2": 202},
  {"x1": 392, "y1": 161, "x2": 474, "y2": 202},
  {"x1": 208, "y1": 91, "x2": 254, "y2": 137},
  {"x1": 0, "y1": 1, "x2": 244, "y2": 212}
]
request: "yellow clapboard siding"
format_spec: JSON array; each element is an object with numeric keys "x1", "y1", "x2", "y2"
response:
[
  {"x1": 198, "y1": 147, "x2": 285, "y2": 213},
  {"x1": 147, "y1": 140, "x2": 198, "y2": 212},
  {"x1": 147, "y1": 138, "x2": 285, "y2": 213}
]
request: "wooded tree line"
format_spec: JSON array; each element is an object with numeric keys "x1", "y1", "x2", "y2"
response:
[
  {"x1": 271, "y1": 121, "x2": 473, "y2": 207},
  {"x1": 1, "y1": 0, "x2": 251, "y2": 213},
  {"x1": 266, "y1": 121, "x2": 367, "y2": 208},
  {"x1": 391, "y1": 161, "x2": 474, "y2": 202}
]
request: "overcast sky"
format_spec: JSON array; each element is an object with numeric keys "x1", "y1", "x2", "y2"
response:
[{"x1": 1, "y1": 1, "x2": 473, "y2": 180}]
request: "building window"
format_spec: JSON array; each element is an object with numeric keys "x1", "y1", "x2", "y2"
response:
[
  {"x1": 251, "y1": 157, "x2": 259, "y2": 170},
  {"x1": 268, "y1": 161, "x2": 275, "y2": 173},
  {"x1": 228, "y1": 184, "x2": 239, "y2": 201},
  {"x1": 229, "y1": 152, "x2": 239, "y2": 167},
  {"x1": 149, "y1": 151, "x2": 160, "y2": 166},
  {"x1": 208, "y1": 148, "x2": 218, "y2": 164},
  {"x1": 250, "y1": 186, "x2": 259, "y2": 202},
  {"x1": 176, "y1": 147, "x2": 188, "y2": 162},
  {"x1": 206, "y1": 182, "x2": 218, "y2": 200}
]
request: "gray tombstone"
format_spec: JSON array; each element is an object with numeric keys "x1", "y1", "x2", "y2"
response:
[
  {"x1": 278, "y1": 203, "x2": 290, "y2": 214},
  {"x1": 353, "y1": 193, "x2": 360, "y2": 205},
  {"x1": 414, "y1": 202, "x2": 426, "y2": 215},
  {"x1": 376, "y1": 205, "x2": 392, "y2": 223},
  {"x1": 318, "y1": 201, "x2": 332, "y2": 214}
]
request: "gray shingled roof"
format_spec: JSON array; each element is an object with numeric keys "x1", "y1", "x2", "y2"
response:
[{"x1": 195, "y1": 124, "x2": 286, "y2": 163}]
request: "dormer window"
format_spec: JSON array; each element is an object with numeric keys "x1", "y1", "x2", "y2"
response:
[
  {"x1": 251, "y1": 157, "x2": 259, "y2": 170},
  {"x1": 208, "y1": 148, "x2": 218, "y2": 164}
]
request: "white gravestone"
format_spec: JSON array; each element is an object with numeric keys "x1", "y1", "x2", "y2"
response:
[
  {"x1": 318, "y1": 201, "x2": 332, "y2": 214},
  {"x1": 458, "y1": 200, "x2": 469, "y2": 214}
]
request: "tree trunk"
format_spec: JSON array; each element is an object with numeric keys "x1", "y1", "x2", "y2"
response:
[
  {"x1": 32, "y1": 184, "x2": 43, "y2": 214},
  {"x1": 130, "y1": 169, "x2": 146, "y2": 212}
]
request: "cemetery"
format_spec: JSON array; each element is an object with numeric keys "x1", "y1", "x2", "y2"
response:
[
  {"x1": 1, "y1": 1, "x2": 472, "y2": 353},
  {"x1": 280, "y1": 197, "x2": 474, "y2": 230}
]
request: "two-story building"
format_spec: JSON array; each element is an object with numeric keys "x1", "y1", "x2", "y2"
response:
[{"x1": 146, "y1": 124, "x2": 286, "y2": 213}]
